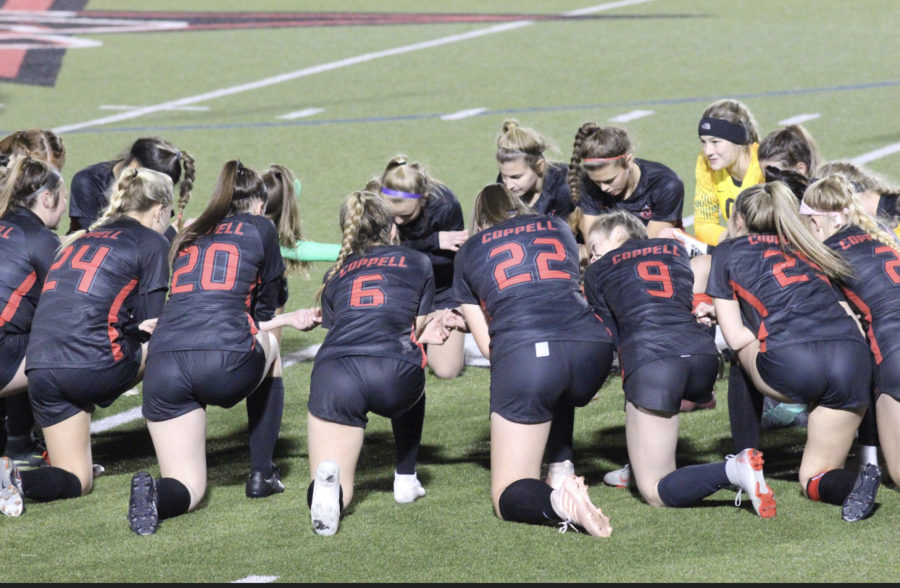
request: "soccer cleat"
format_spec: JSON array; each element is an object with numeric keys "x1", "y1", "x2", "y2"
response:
[
  {"x1": 842, "y1": 463, "x2": 881, "y2": 522},
  {"x1": 310, "y1": 460, "x2": 341, "y2": 536},
  {"x1": 8, "y1": 441, "x2": 50, "y2": 471},
  {"x1": 725, "y1": 449, "x2": 776, "y2": 518},
  {"x1": 393, "y1": 471, "x2": 426, "y2": 504},
  {"x1": 128, "y1": 471, "x2": 159, "y2": 536},
  {"x1": 760, "y1": 398, "x2": 808, "y2": 429},
  {"x1": 671, "y1": 228, "x2": 709, "y2": 258},
  {"x1": 545, "y1": 460, "x2": 575, "y2": 490},
  {"x1": 549, "y1": 475, "x2": 612, "y2": 537},
  {"x1": 0, "y1": 456, "x2": 24, "y2": 517},
  {"x1": 603, "y1": 464, "x2": 631, "y2": 489},
  {"x1": 246, "y1": 467, "x2": 285, "y2": 498}
]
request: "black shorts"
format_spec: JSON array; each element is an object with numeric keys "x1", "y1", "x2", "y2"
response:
[
  {"x1": 623, "y1": 354, "x2": 718, "y2": 413},
  {"x1": 308, "y1": 355, "x2": 425, "y2": 428},
  {"x1": 433, "y1": 286, "x2": 455, "y2": 311},
  {"x1": 28, "y1": 353, "x2": 143, "y2": 428},
  {"x1": 142, "y1": 347, "x2": 266, "y2": 422},
  {"x1": 875, "y1": 348, "x2": 900, "y2": 402},
  {"x1": 0, "y1": 333, "x2": 28, "y2": 390},
  {"x1": 756, "y1": 339, "x2": 871, "y2": 410},
  {"x1": 489, "y1": 340, "x2": 614, "y2": 424}
]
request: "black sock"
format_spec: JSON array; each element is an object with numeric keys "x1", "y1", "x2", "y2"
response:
[
  {"x1": 498, "y1": 478, "x2": 556, "y2": 524},
  {"x1": 545, "y1": 403, "x2": 575, "y2": 464},
  {"x1": 246, "y1": 377, "x2": 284, "y2": 476},
  {"x1": 657, "y1": 462, "x2": 730, "y2": 507},
  {"x1": 5, "y1": 391, "x2": 34, "y2": 440},
  {"x1": 807, "y1": 469, "x2": 857, "y2": 505},
  {"x1": 156, "y1": 477, "x2": 192, "y2": 520},
  {"x1": 19, "y1": 466, "x2": 81, "y2": 501},
  {"x1": 728, "y1": 362, "x2": 763, "y2": 453},
  {"x1": 392, "y1": 394, "x2": 425, "y2": 475},
  {"x1": 306, "y1": 479, "x2": 344, "y2": 510}
]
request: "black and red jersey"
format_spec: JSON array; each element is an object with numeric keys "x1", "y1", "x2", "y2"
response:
[
  {"x1": 26, "y1": 217, "x2": 169, "y2": 369},
  {"x1": 496, "y1": 161, "x2": 575, "y2": 219},
  {"x1": 452, "y1": 214, "x2": 612, "y2": 362},
  {"x1": 0, "y1": 207, "x2": 60, "y2": 336},
  {"x1": 397, "y1": 183, "x2": 464, "y2": 307},
  {"x1": 825, "y1": 226, "x2": 900, "y2": 364},
  {"x1": 149, "y1": 213, "x2": 285, "y2": 354},
  {"x1": 68, "y1": 160, "x2": 116, "y2": 231},
  {"x1": 315, "y1": 244, "x2": 434, "y2": 367},
  {"x1": 706, "y1": 234, "x2": 863, "y2": 352},
  {"x1": 584, "y1": 238, "x2": 716, "y2": 378},
  {"x1": 578, "y1": 158, "x2": 684, "y2": 225}
]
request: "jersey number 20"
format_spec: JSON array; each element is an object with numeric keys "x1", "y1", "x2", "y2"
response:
[{"x1": 171, "y1": 243, "x2": 240, "y2": 293}]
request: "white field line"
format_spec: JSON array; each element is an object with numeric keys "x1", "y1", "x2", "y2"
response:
[
  {"x1": 277, "y1": 107, "x2": 325, "y2": 120},
  {"x1": 441, "y1": 108, "x2": 487, "y2": 121},
  {"x1": 609, "y1": 109, "x2": 654, "y2": 122},
  {"x1": 777, "y1": 113, "x2": 820, "y2": 125},
  {"x1": 100, "y1": 104, "x2": 210, "y2": 111},
  {"x1": 852, "y1": 142, "x2": 900, "y2": 166},
  {"x1": 232, "y1": 575, "x2": 278, "y2": 583},
  {"x1": 91, "y1": 405, "x2": 142, "y2": 434},
  {"x1": 51, "y1": 0, "x2": 656, "y2": 134}
]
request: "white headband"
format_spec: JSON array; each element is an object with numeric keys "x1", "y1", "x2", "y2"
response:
[{"x1": 799, "y1": 200, "x2": 848, "y2": 224}]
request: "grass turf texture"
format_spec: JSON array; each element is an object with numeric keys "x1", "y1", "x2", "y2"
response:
[{"x1": 1, "y1": 0, "x2": 899, "y2": 582}]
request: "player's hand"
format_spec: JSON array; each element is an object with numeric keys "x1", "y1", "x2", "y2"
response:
[
  {"x1": 443, "y1": 308, "x2": 468, "y2": 332},
  {"x1": 438, "y1": 230, "x2": 469, "y2": 252},
  {"x1": 418, "y1": 311, "x2": 454, "y2": 345},
  {"x1": 693, "y1": 301, "x2": 716, "y2": 327},
  {"x1": 138, "y1": 317, "x2": 158, "y2": 335},
  {"x1": 283, "y1": 307, "x2": 322, "y2": 331}
]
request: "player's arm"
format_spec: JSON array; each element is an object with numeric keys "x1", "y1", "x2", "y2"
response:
[
  {"x1": 712, "y1": 297, "x2": 755, "y2": 351},
  {"x1": 459, "y1": 303, "x2": 490, "y2": 360}
]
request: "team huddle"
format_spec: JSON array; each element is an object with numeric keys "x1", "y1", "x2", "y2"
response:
[{"x1": 0, "y1": 96, "x2": 898, "y2": 539}]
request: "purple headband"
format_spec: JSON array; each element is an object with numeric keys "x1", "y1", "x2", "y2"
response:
[
  {"x1": 381, "y1": 186, "x2": 422, "y2": 200},
  {"x1": 698, "y1": 117, "x2": 750, "y2": 145}
]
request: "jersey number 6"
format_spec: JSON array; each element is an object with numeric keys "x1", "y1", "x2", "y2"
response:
[{"x1": 350, "y1": 273, "x2": 385, "y2": 307}]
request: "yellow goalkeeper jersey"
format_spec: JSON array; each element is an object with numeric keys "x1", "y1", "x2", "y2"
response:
[{"x1": 692, "y1": 143, "x2": 765, "y2": 245}]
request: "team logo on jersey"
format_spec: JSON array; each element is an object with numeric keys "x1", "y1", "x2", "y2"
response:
[{"x1": 1, "y1": 3, "x2": 699, "y2": 86}]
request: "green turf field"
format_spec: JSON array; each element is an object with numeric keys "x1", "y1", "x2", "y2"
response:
[{"x1": 1, "y1": 0, "x2": 899, "y2": 582}]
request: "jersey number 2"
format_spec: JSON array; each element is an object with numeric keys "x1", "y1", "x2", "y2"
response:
[
  {"x1": 875, "y1": 245, "x2": 900, "y2": 284},
  {"x1": 489, "y1": 237, "x2": 569, "y2": 291}
]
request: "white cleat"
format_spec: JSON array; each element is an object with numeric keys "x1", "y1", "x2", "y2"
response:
[
  {"x1": 393, "y1": 471, "x2": 426, "y2": 504},
  {"x1": 603, "y1": 464, "x2": 631, "y2": 489},
  {"x1": 726, "y1": 449, "x2": 776, "y2": 518},
  {"x1": 0, "y1": 457, "x2": 24, "y2": 517},
  {"x1": 310, "y1": 460, "x2": 341, "y2": 536}
]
